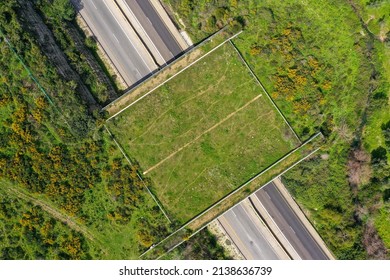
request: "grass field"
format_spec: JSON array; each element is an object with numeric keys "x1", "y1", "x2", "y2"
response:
[
  {"x1": 108, "y1": 42, "x2": 300, "y2": 223},
  {"x1": 142, "y1": 134, "x2": 323, "y2": 259}
]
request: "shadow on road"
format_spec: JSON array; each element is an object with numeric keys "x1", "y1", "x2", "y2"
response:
[{"x1": 70, "y1": 0, "x2": 84, "y2": 12}]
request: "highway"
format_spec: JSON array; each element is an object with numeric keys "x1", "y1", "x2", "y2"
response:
[
  {"x1": 123, "y1": 0, "x2": 183, "y2": 62},
  {"x1": 255, "y1": 182, "x2": 329, "y2": 260},
  {"x1": 72, "y1": 0, "x2": 157, "y2": 86},
  {"x1": 219, "y1": 203, "x2": 288, "y2": 260}
]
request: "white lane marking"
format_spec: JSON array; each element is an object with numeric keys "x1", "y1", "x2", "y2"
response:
[
  {"x1": 146, "y1": 0, "x2": 183, "y2": 50},
  {"x1": 290, "y1": 226, "x2": 296, "y2": 234},
  {"x1": 252, "y1": 195, "x2": 302, "y2": 259},
  {"x1": 113, "y1": 33, "x2": 119, "y2": 43},
  {"x1": 265, "y1": 191, "x2": 271, "y2": 199},
  {"x1": 90, "y1": 0, "x2": 97, "y2": 9},
  {"x1": 102, "y1": 0, "x2": 152, "y2": 72},
  {"x1": 122, "y1": 0, "x2": 166, "y2": 64},
  {"x1": 239, "y1": 204, "x2": 278, "y2": 259},
  {"x1": 82, "y1": 2, "x2": 133, "y2": 85},
  {"x1": 218, "y1": 217, "x2": 252, "y2": 259},
  {"x1": 147, "y1": 17, "x2": 153, "y2": 26}
]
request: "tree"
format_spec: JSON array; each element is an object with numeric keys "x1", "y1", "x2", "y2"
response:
[
  {"x1": 381, "y1": 121, "x2": 390, "y2": 148},
  {"x1": 371, "y1": 147, "x2": 390, "y2": 181}
]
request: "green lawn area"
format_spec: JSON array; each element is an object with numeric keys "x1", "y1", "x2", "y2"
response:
[{"x1": 107, "y1": 42, "x2": 300, "y2": 223}]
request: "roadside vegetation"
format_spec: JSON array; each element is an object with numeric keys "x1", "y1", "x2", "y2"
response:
[
  {"x1": 163, "y1": 0, "x2": 390, "y2": 259},
  {"x1": 32, "y1": 0, "x2": 118, "y2": 105},
  {"x1": 162, "y1": 228, "x2": 230, "y2": 260}
]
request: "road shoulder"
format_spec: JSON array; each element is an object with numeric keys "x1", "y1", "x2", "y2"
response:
[
  {"x1": 274, "y1": 177, "x2": 335, "y2": 259},
  {"x1": 207, "y1": 220, "x2": 245, "y2": 260},
  {"x1": 149, "y1": 0, "x2": 188, "y2": 50}
]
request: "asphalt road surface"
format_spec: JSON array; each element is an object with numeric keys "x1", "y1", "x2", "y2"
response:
[
  {"x1": 219, "y1": 204, "x2": 284, "y2": 260},
  {"x1": 72, "y1": 0, "x2": 157, "y2": 85},
  {"x1": 255, "y1": 182, "x2": 329, "y2": 260},
  {"x1": 125, "y1": 0, "x2": 183, "y2": 62}
]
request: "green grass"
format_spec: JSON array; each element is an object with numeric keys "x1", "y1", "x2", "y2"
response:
[
  {"x1": 362, "y1": 41, "x2": 390, "y2": 160},
  {"x1": 0, "y1": 134, "x2": 171, "y2": 260},
  {"x1": 75, "y1": 130, "x2": 172, "y2": 259},
  {"x1": 108, "y1": 42, "x2": 299, "y2": 223},
  {"x1": 0, "y1": 180, "x2": 92, "y2": 259},
  {"x1": 375, "y1": 205, "x2": 390, "y2": 248},
  {"x1": 164, "y1": 0, "x2": 390, "y2": 258},
  {"x1": 233, "y1": 1, "x2": 367, "y2": 137},
  {"x1": 142, "y1": 134, "x2": 323, "y2": 259},
  {"x1": 363, "y1": 108, "x2": 390, "y2": 151},
  {"x1": 168, "y1": 0, "x2": 374, "y2": 137},
  {"x1": 357, "y1": 0, "x2": 390, "y2": 39}
]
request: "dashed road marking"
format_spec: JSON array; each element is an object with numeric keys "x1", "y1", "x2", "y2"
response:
[
  {"x1": 113, "y1": 33, "x2": 119, "y2": 43},
  {"x1": 90, "y1": 0, "x2": 97, "y2": 9},
  {"x1": 102, "y1": 0, "x2": 153, "y2": 72}
]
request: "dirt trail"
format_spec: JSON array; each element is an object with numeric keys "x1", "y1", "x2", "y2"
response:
[{"x1": 3, "y1": 183, "x2": 95, "y2": 241}]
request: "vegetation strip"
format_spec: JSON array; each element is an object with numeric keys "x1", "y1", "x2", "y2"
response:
[{"x1": 106, "y1": 30, "x2": 243, "y2": 121}]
